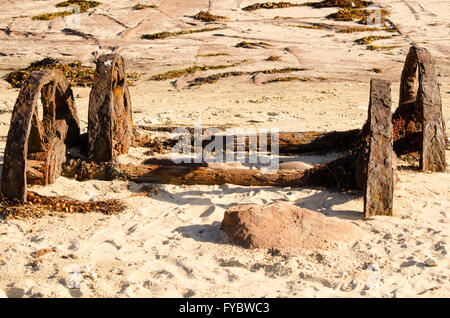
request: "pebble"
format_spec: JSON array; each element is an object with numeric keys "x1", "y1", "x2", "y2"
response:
[
  {"x1": 424, "y1": 257, "x2": 437, "y2": 267},
  {"x1": 82, "y1": 266, "x2": 91, "y2": 273},
  {"x1": 89, "y1": 272, "x2": 98, "y2": 280},
  {"x1": 283, "y1": 192, "x2": 297, "y2": 202}
]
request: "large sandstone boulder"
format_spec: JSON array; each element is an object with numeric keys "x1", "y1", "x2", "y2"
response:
[{"x1": 221, "y1": 201, "x2": 364, "y2": 250}]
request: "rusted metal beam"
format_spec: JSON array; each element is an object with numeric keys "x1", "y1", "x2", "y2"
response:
[
  {"x1": 364, "y1": 79, "x2": 394, "y2": 218},
  {"x1": 61, "y1": 150, "x2": 362, "y2": 189},
  {"x1": 134, "y1": 129, "x2": 362, "y2": 154},
  {"x1": 88, "y1": 54, "x2": 133, "y2": 162}
]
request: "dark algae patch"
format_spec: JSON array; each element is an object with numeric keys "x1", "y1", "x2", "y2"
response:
[
  {"x1": 288, "y1": 24, "x2": 324, "y2": 30},
  {"x1": 141, "y1": 27, "x2": 225, "y2": 40},
  {"x1": 194, "y1": 11, "x2": 228, "y2": 22},
  {"x1": 242, "y1": 2, "x2": 303, "y2": 11},
  {"x1": 33, "y1": 0, "x2": 101, "y2": 20}
]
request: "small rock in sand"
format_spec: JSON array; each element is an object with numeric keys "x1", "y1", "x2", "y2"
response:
[
  {"x1": 221, "y1": 201, "x2": 364, "y2": 250},
  {"x1": 424, "y1": 257, "x2": 438, "y2": 267},
  {"x1": 283, "y1": 192, "x2": 297, "y2": 202},
  {"x1": 82, "y1": 266, "x2": 91, "y2": 273}
]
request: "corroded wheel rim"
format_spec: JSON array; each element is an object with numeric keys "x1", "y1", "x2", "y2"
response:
[
  {"x1": 1, "y1": 70, "x2": 80, "y2": 201},
  {"x1": 88, "y1": 54, "x2": 133, "y2": 162}
]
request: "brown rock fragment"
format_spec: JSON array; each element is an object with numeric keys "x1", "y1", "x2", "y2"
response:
[{"x1": 221, "y1": 201, "x2": 363, "y2": 250}]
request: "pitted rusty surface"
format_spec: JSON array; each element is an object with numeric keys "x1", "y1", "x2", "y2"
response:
[
  {"x1": 1, "y1": 70, "x2": 80, "y2": 201},
  {"x1": 88, "y1": 54, "x2": 133, "y2": 162},
  {"x1": 393, "y1": 45, "x2": 446, "y2": 171},
  {"x1": 364, "y1": 79, "x2": 393, "y2": 218}
]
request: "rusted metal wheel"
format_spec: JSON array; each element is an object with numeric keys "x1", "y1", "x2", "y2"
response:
[
  {"x1": 393, "y1": 45, "x2": 446, "y2": 171},
  {"x1": 1, "y1": 70, "x2": 80, "y2": 201},
  {"x1": 88, "y1": 54, "x2": 133, "y2": 162}
]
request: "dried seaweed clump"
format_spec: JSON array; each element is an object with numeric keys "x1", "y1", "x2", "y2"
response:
[
  {"x1": 266, "y1": 76, "x2": 327, "y2": 83},
  {"x1": 354, "y1": 35, "x2": 391, "y2": 45},
  {"x1": 126, "y1": 72, "x2": 142, "y2": 86},
  {"x1": 149, "y1": 61, "x2": 246, "y2": 81},
  {"x1": 366, "y1": 45, "x2": 400, "y2": 51},
  {"x1": 235, "y1": 41, "x2": 272, "y2": 49},
  {"x1": 337, "y1": 26, "x2": 386, "y2": 33},
  {"x1": 266, "y1": 55, "x2": 281, "y2": 61},
  {"x1": 55, "y1": 0, "x2": 102, "y2": 12},
  {"x1": 32, "y1": 0, "x2": 101, "y2": 20},
  {"x1": 242, "y1": 2, "x2": 303, "y2": 11},
  {"x1": 326, "y1": 8, "x2": 368, "y2": 21},
  {"x1": 133, "y1": 3, "x2": 158, "y2": 10},
  {"x1": 196, "y1": 52, "x2": 230, "y2": 57},
  {"x1": 326, "y1": 7, "x2": 389, "y2": 24},
  {"x1": 189, "y1": 67, "x2": 307, "y2": 87},
  {"x1": 3, "y1": 58, "x2": 95, "y2": 88},
  {"x1": 288, "y1": 24, "x2": 324, "y2": 30},
  {"x1": 259, "y1": 67, "x2": 306, "y2": 74},
  {"x1": 32, "y1": 11, "x2": 73, "y2": 21},
  {"x1": 194, "y1": 11, "x2": 227, "y2": 22},
  {"x1": 305, "y1": 0, "x2": 372, "y2": 8},
  {"x1": 0, "y1": 192, "x2": 126, "y2": 219},
  {"x1": 141, "y1": 27, "x2": 224, "y2": 40}
]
